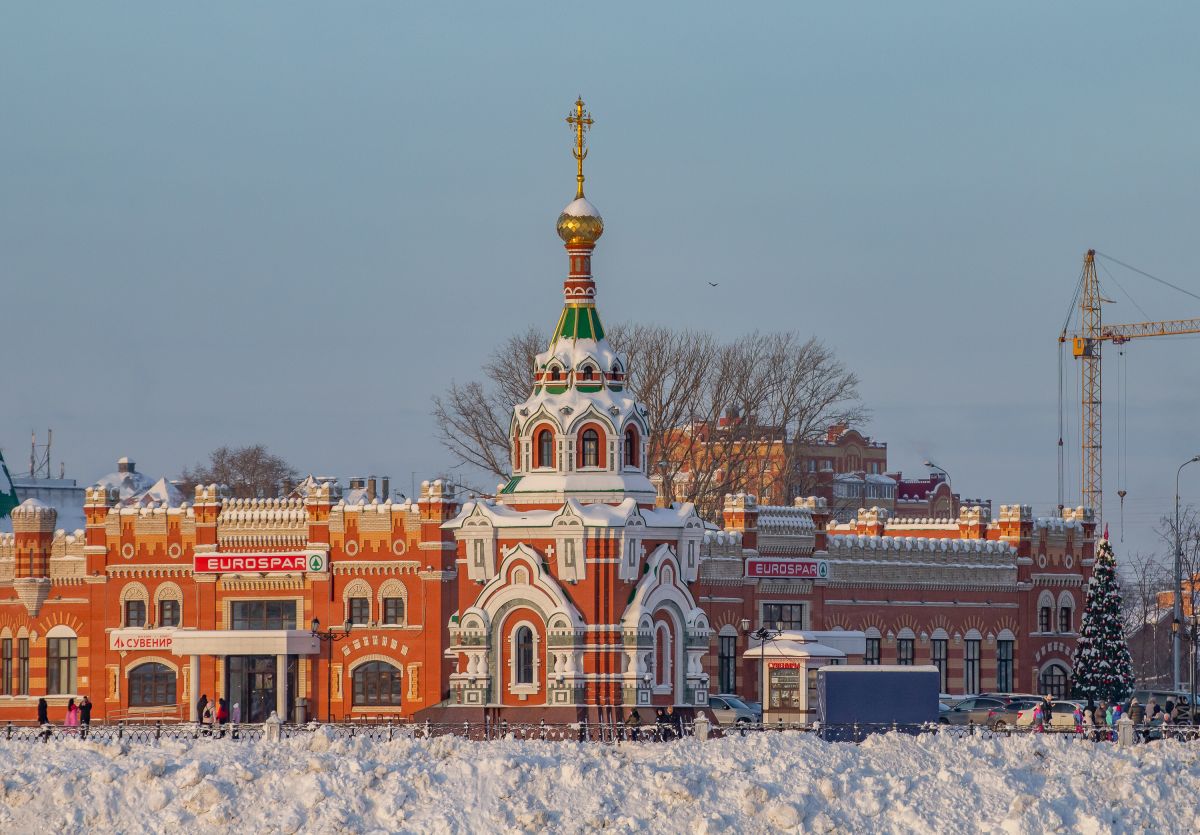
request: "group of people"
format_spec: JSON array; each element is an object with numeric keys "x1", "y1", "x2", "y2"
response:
[
  {"x1": 195, "y1": 694, "x2": 238, "y2": 737},
  {"x1": 1025, "y1": 692, "x2": 1188, "y2": 741},
  {"x1": 621, "y1": 707, "x2": 688, "y2": 741},
  {"x1": 35, "y1": 696, "x2": 93, "y2": 739}
]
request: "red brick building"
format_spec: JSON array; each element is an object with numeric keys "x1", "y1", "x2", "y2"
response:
[{"x1": 0, "y1": 101, "x2": 1094, "y2": 725}]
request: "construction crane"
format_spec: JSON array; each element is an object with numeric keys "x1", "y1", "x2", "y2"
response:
[{"x1": 1059, "y1": 249, "x2": 1200, "y2": 521}]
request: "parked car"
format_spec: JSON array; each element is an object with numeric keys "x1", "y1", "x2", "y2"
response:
[
  {"x1": 1015, "y1": 700, "x2": 1085, "y2": 729},
  {"x1": 708, "y1": 694, "x2": 759, "y2": 726},
  {"x1": 982, "y1": 698, "x2": 1041, "y2": 730},
  {"x1": 942, "y1": 696, "x2": 1019, "y2": 726}
]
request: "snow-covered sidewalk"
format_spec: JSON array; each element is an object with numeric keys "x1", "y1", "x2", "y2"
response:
[{"x1": 1, "y1": 730, "x2": 1197, "y2": 834}]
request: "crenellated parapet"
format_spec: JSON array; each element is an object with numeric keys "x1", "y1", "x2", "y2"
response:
[
  {"x1": 755, "y1": 503, "x2": 816, "y2": 556},
  {"x1": 824, "y1": 532, "x2": 1018, "y2": 588},
  {"x1": 217, "y1": 497, "x2": 307, "y2": 550}
]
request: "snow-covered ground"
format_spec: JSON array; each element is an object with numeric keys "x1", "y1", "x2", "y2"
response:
[{"x1": 1, "y1": 730, "x2": 1197, "y2": 834}]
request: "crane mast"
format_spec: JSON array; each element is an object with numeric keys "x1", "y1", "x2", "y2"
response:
[{"x1": 1061, "y1": 249, "x2": 1200, "y2": 521}]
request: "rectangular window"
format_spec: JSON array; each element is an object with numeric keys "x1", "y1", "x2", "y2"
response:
[
  {"x1": 125, "y1": 599, "x2": 146, "y2": 628},
  {"x1": 1058, "y1": 607, "x2": 1071, "y2": 633},
  {"x1": 964, "y1": 639, "x2": 981, "y2": 695},
  {"x1": 718, "y1": 635, "x2": 737, "y2": 694},
  {"x1": 1, "y1": 638, "x2": 10, "y2": 696},
  {"x1": 1038, "y1": 607, "x2": 1051, "y2": 633},
  {"x1": 932, "y1": 639, "x2": 948, "y2": 693},
  {"x1": 231, "y1": 600, "x2": 297, "y2": 631},
  {"x1": 19, "y1": 638, "x2": 29, "y2": 695},
  {"x1": 897, "y1": 638, "x2": 914, "y2": 665},
  {"x1": 865, "y1": 637, "x2": 881, "y2": 665},
  {"x1": 997, "y1": 640, "x2": 1014, "y2": 692},
  {"x1": 383, "y1": 597, "x2": 405, "y2": 626},
  {"x1": 47, "y1": 637, "x2": 77, "y2": 695},
  {"x1": 159, "y1": 599, "x2": 180, "y2": 628},
  {"x1": 761, "y1": 603, "x2": 805, "y2": 630},
  {"x1": 349, "y1": 597, "x2": 370, "y2": 626}
]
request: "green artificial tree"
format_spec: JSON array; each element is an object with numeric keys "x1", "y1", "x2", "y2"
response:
[{"x1": 1071, "y1": 537, "x2": 1135, "y2": 703}]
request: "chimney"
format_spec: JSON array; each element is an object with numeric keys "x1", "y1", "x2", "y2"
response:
[
  {"x1": 118, "y1": 456, "x2": 135, "y2": 474},
  {"x1": 380, "y1": 477, "x2": 390, "y2": 501},
  {"x1": 366, "y1": 476, "x2": 377, "y2": 502},
  {"x1": 349, "y1": 477, "x2": 365, "y2": 491}
]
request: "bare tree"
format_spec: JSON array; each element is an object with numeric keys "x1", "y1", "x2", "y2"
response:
[
  {"x1": 431, "y1": 327, "x2": 543, "y2": 477},
  {"x1": 179, "y1": 445, "x2": 299, "y2": 499},
  {"x1": 1119, "y1": 549, "x2": 1173, "y2": 686},
  {"x1": 431, "y1": 324, "x2": 864, "y2": 519}
]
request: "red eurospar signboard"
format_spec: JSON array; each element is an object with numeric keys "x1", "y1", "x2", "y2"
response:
[
  {"x1": 193, "y1": 552, "x2": 327, "y2": 574},
  {"x1": 745, "y1": 558, "x2": 829, "y2": 579}
]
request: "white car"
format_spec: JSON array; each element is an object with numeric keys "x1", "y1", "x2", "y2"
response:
[
  {"x1": 708, "y1": 695, "x2": 759, "y2": 727},
  {"x1": 1015, "y1": 700, "x2": 1084, "y2": 729}
]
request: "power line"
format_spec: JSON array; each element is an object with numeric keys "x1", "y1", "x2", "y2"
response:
[{"x1": 1095, "y1": 251, "x2": 1200, "y2": 305}]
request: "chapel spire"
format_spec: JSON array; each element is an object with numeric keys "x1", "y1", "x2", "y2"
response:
[{"x1": 555, "y1": 97, "x2": 605, "y2": 319}]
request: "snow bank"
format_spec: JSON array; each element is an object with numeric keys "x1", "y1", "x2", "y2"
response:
[{"x1": 0, "y1": 731, "x2": 1197, "y2": 833}]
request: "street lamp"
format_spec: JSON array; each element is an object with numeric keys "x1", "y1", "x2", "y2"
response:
[
  {"x1": 1174, "y1": 455, "x2": 1200, "y2": 693},
  {"x1": 311, "y1": 617, "x2": 353, "y2": 723},
  {"x1": 741, "y1": 617, "x2": 782, "y2": 724},
  {"x1": 923, "y1": 460, "x2": 951, "y2": 487}
]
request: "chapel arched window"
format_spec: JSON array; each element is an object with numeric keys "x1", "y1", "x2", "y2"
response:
[{"x1": 581, "y1": 429, "x2": 600, "y2": 468}]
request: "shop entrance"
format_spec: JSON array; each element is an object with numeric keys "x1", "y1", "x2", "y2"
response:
[{"x1": 226, "y1": 655, "x2": 298, "y2": 723}]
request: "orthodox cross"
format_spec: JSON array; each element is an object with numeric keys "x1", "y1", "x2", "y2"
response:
[{"x1": 566, "y1": 97, "x2": 594, "y2": 199}]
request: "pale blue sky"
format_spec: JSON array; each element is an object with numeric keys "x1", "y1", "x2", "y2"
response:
[{"x1": 2, "y1": 2, "x2": 1198, "y2": 558}]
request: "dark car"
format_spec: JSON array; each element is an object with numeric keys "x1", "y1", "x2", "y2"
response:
[{"x1": 942, "y1": 695, "x2": 1037, "y2": 728}]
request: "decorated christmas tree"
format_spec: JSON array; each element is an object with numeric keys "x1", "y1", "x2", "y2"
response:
[{"x1": 1071, "y1": 537, "x2": 1135, "y2": 703}]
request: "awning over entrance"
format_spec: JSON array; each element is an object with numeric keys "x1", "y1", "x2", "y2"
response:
[
  {"x1": 168, "y1": 630, "x2": 321, "y2": 657},
  {"x1": 741, "y1": 639, "x2": 845, "y2": 660}
]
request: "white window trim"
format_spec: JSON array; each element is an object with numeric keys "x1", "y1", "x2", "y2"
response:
[{"x1": 508, "y1": 621, "x2": 540, "y2": 696}]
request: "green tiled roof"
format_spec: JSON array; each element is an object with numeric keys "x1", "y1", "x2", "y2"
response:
[{"x1": 552, "y1": 304, "x2": 605, "y2": 345}]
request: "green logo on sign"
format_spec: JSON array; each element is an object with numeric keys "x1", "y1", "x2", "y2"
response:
[
  {"x1": 818, "y1": 561, "x2": 829, "y2": 579},
  {"x1": 309, "y1": 553, "x2": 324, "y2": 572}
]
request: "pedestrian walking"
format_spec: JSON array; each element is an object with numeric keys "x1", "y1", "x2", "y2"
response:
[
  {"x1": 624, "y1": 708, "x2": 641, "y2": 742},
  {"x1": 64, "y1": 698, "x2": 80, "y2": 733},
  {"x1": 1072, "y1": 705, "x2": 1084, "y2": 734},
  {"x1": 216, "y1": 697, "x2": 230, "y2": 738},
  {"x1": 79, "y1": 695, "x2": 92, "y2": 739},
  {"x1": 196, "y1": 693, "x2": 209, "y2": 727},
  {"x1": 201, "y1": 702, "x2": 215, "y2": 736},
  {"x1": 1031, "y1": 702, "x2": 1045, "y2": 734},
  {"x1": 36, "y1": 697, "x2": 49, "y2": 726},
  {"x1": 655, "y1": 708, "x2": 672, "y2": 741},
  {"x1": 1128, "y1": 697, "x2": 1144, "y2": 725}
]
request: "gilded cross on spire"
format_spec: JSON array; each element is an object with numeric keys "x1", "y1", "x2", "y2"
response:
[{"x1": 566, "y1": 96, "x2": 594, "y2": 199}]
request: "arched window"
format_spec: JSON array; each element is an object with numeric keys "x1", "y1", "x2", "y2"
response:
[
  {"x1": 654, "y1": 621, "x2": 672, "y2": 690},
  {"x1": 46, "y1": 628, "x2": 78, "y2": 695},
  {"x1": 352, "y1": 661, "x2": 403, "y2": 706},
  {"x1": 129, "y1": 662, "x2": 176, "y2": 707},
  {"x1": 515, "y1": 626, "x2": 534, "y2": 685},
  {"x1": 1039, "y1": 663, "x2": 1070, "y2": 699},
  {"x1": 536, "y1": 428, "x2": 554, "y2": 469},
  {"x1": 624, "y1": 427, "x2": 639, "y2": 468},
  {"x1": 1057, "y1": 591, "x2": 1074, "y2": 633},
  {"x1": 581, "y1": 366, "x2": 594, "y2": 381},
  {"x1": 549, "y1": 366, "x2": 561, "y2": 382},
  {"x1": 581, "y1": 429, "x2": 600, "y2": 468}
]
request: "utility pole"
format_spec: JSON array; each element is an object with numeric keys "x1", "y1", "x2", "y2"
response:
[{"x1": 1174, "y1": 456, "x2": 1200, "y2": 692}]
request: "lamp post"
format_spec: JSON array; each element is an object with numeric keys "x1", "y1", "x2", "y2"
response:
[
  {"x1": 1174, "y1": 455, "x2": 1200, "y2": 693},
  {"x1": 741, "y1": 617, "x2": 781, "y2": 724},
  {"x1": 311, "y1": 617, "x2": 353, "y2": 723},
  {"x1": 923, "y1": 460, "x2": 952, "y2": 488}
]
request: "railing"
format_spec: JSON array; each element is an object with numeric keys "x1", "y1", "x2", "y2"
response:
[{"x1": 4, "y1": 718, "x2": 1199, "y2": 746}]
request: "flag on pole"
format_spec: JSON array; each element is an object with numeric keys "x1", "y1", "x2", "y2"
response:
[{"x1": 0, "y1": 449, "x2": 19, "y2": 520}]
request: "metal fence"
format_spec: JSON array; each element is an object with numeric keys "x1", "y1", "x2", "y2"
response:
[{"x1": 4, "y1": 718, "x2": 1200, "y2": 746}]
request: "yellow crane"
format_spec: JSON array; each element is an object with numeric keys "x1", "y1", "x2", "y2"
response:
[{"x1": 1059, "y1": 249, "x2": 1200, "y2": 520}]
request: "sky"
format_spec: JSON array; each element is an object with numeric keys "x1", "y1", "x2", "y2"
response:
[{"x1": 2, "y1": 2, "x2": 1198, "y2": 561}]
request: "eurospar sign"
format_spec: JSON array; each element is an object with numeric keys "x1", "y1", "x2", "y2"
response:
[
  {"x1": 745, "y1": 558, "x2": 829, "y2": 580},
  {"x1": 193, "y1": 552, "x2": 327, "y2": 574}
]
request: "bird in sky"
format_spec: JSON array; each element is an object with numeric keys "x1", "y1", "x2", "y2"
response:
[{"x1": 707, "y1": 282, "x2": 719, "y2": 287}]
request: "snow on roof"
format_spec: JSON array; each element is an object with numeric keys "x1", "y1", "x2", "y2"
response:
[
  {"x1": 446, "y1": 496, "x2": 697, "y2": 531},
  {"x1": 124, "y1": 477, "x2": 185, "y2": 508},
  {"x1": 95, "y1": 468, "x2": 156, "y2": 500},
  {"x1": 826, "y1": 533, "x2": 1015, "y2": 559},
  {"x1": 560, "y1": 196, "x2": 602, "y2": 218}
]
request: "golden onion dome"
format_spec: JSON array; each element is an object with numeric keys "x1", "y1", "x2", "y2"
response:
[{"x1": 556, "y1": 197, "x2": 604, "y2": 246}]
